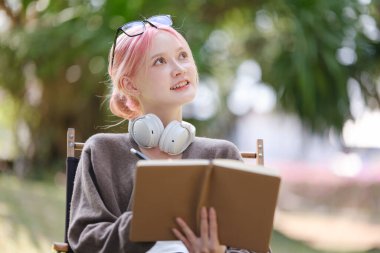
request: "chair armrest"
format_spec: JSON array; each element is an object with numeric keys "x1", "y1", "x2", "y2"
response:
[{"x1": 52, "y1": 242, "x2": 69, "y2": 252}]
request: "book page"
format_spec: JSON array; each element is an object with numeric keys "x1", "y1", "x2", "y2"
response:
[
  {"x1": 208, "y1": 163, "x2": 280, "y2": 252},
  {"x1": 130, "y1": 163, "x2": 207, "y2": 241}
]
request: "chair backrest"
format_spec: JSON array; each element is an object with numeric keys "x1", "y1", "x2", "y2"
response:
[
  {"x1": 241, "y1": 139, "x2": 264, "y2": 165},
  {"x1": 67, "y1": 128, "x2": 264, "y2": 164},
  {"x1": 67, "y1": 128, "x2": 84, "y2": 158},
  {"x1": 53, "y1": 129, "x2": 82, "y2": 253},
  {"x1": 58, "y1": 128, "x2": 82, "y2": 253}
]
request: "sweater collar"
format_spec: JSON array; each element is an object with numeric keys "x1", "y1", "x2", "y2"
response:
[{"x1": 126, "y1": 133, "x2": 193, "y2": 159}]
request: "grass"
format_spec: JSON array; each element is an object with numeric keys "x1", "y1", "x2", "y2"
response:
[
  {"x1": 1, "y1": 172, "x2": 379, "y2": 253},
  {"x1": 0, "y1": 173, "x2": 65, "y2": 253},
  {"x1": 271, "y1": 230, "x2": 380, "y2": 253}
]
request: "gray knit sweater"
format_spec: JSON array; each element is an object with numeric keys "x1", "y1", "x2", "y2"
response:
[{"x1": 68, "y1": 133, "x2": 256, "y2": 253}]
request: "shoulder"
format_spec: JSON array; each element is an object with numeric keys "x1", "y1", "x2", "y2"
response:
[
  {"x1": 79, "y1": 133, "x2": 137, "y2": 175},
  {"x1": 85, "y1": 132, "x2": 127, "y2": 145},
  {"x1": 83, "y1": 133, "x2": 131, "y2": 154},
  {"x1": 189, "y1": 137, "x2": 242, "y2": 160},
  {"x1": 194, "y1": 137, "x2": 238, "y2": 149}
]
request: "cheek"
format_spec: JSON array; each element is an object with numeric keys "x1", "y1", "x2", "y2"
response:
[
  {"x1": 186, "y1": 63, "x2": 197, "y2": 79},
  {"x1": 191, "y1": 70, "x2": 198, "y2": 85},
  {"x1": 148, "y1": 67, "x2": 169, "y2": 79}
]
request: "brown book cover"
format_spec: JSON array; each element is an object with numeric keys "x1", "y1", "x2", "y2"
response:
[{"x1": 130, "y1": 159, "x2": 281, "y2": 253}]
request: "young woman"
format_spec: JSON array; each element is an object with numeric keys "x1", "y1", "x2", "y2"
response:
[{"x1": 68, "y1": 15, "x2": 263, "y2": 253}]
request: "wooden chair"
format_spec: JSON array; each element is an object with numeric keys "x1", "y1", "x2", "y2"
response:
[
  {"x1": 52, "y1": 128, "x2": 83, "y2": 253},
  {"x1": 52, "y1": 128, "x2": 264, "y2": 252}
]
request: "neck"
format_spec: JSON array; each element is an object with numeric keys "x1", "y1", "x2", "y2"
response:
[{"x1": 142, "y1": 107, "x2": 183, "y2": 126}]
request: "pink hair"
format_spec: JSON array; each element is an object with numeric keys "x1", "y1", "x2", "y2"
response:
[{"x1": 108, "y1": 25, "x2": 194, "y2": 120}]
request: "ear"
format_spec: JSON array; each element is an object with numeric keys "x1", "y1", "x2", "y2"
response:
[{"x1": 120, "y1": 76, "x2": 140, "y2": 95}]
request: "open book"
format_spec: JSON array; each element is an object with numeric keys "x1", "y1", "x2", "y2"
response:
[{"x1": 130, "y1": 159, "x2": 281, "y2": 253}]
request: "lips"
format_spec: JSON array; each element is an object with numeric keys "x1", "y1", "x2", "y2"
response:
[{"x1": 170, "y1": 80, "x2": 190, "y2": 90}]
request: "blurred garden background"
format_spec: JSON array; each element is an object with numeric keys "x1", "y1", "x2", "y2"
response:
[{"x1": 1, "y1": 0, "x2": 380, "y2": 252}]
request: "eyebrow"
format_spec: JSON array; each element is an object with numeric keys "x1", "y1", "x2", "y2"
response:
[{"x1": 150, "y1": 47, "x2": 186, "y2": 60}]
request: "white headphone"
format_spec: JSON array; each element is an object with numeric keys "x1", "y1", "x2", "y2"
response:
[{"x1": 128, "y1": 114, "x2": 196, "y2": 155}]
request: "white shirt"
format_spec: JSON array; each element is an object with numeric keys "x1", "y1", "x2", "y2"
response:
[{"x1": 146, "y1": 240, "x2": 189, "y2": 253}]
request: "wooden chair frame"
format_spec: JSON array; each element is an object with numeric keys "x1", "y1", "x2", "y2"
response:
[
  {"x1": 65, "y1": 128, "x2": 264, "y2": 162},
  {"x1": 53, "y1": 128, "x2": 264, "y2": 252}
]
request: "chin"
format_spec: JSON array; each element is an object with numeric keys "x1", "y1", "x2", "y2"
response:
[
  {"x1": 183, "y1": 89, "x2": 197, "y2": 103},
  {"x1": 170, "y1": 84, "x2": 197, "y2": 105}
]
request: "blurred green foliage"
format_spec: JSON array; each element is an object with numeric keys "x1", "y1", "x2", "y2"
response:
[{"x1": 0, "y1": 0, "x2": 379, "y2": 174}]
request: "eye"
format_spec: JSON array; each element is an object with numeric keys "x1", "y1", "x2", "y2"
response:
[
  {"x1": 153, "y1": 57, "x2": 166, "y2": 66},
  {"x1": 179, "y1": 51, "x2": 188, "y2": 59}
]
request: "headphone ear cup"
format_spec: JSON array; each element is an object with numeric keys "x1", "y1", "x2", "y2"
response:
[
  {"x1": 159, "y1": 121, "x2": 196, "y2": 155},
  {"x1": 129, "y1": 114, "x2": 164, "y2": 148}
]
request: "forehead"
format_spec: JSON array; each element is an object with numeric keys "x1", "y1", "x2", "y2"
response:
[{"x1": 148, "y1": 31, "x2": 189, "y2": 55}]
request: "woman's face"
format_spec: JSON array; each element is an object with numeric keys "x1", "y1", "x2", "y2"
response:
[{"x1": 133, "y1": 31, "x2": 198, "y2": 112}]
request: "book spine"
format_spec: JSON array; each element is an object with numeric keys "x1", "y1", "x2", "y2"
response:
[
  {"x1": 196, "y1": 161, "x2": 214, "y2": 233},
  {"x1": 195, "y1": 162, "x2": 213, "y2": 233}
]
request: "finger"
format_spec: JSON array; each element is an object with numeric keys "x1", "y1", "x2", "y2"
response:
[
  {"x1": 209, "y1": 207, "x2": 220, "y2": 244},
  {"x1": 175, "y1": 217, "x2": 197, "y2": 242},
  {"x1": 172, "y1": 228, "x2": 192, "y2": 250},
  {"x1": 200, "y1": 206, "x2": 209, "y2": 248}
]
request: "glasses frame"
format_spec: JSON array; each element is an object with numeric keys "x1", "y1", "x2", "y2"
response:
[{"x1": 110, "y1": 15, "x2": 173, "y2": 68}]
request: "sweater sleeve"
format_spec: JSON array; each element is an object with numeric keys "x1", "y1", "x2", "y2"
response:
[
  {"x1": 68, "y1": 145, "x2": 154, "y2": 253},
  {"x1": 214, "y1": 139, "x2": 243, "y2": 161}
]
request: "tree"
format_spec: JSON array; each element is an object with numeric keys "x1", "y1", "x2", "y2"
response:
[{"x1": 0, "y1": 0, "x2": 379, "y2": 175}]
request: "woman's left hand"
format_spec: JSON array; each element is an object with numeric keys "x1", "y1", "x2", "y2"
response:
[{"x1": 172, "y1": 206, "x2": 226, "y2": 253}]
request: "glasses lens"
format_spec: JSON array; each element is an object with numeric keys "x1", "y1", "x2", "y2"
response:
[
  {"x1": 121, "y1": 21, "x2": 145, "y2": 36},
  {"x1": 147, "y1": 15, "x2": 173, "y2": 26}
]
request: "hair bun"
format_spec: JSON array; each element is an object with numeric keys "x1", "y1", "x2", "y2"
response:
[{"x1": 110, "y1": 92, "x2": 140, "y2": 120}]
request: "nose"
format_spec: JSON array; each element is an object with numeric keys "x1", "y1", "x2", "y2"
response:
[{"x1": 171, "y1": 61, "x2": 186, "y2": 77}]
